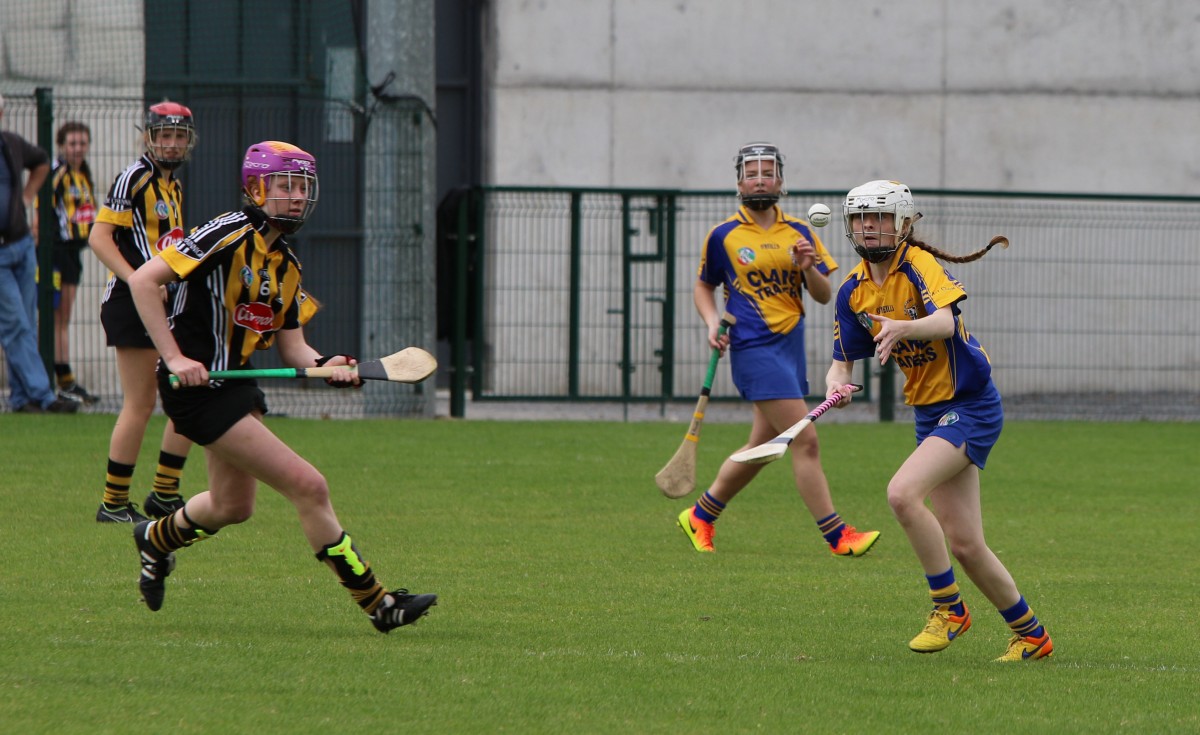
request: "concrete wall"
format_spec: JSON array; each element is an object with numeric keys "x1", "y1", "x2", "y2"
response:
[
  {"x1": 0, "y1": 0, "x2": 143, "y2": 97},
  {"x1": 6, "y1": 0, "x2": 1195, "y2": 194},
  {"x1": 487, "y1": 0, "x2": 1200, "y2": 195}
]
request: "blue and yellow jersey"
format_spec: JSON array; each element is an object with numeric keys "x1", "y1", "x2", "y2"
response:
[
  {"x1": 831, "y1": 243, "x2": 992, "y2": 406},
  {"x1": 51, "y1": 159, "x2": 96, "y2": 241},
  {"x1": 697, "y1": 205, "x2": 837, "y2": 349},
  {"x1": 96, "y1": 155, "x2": 185, "y2": 300},
  {"x1": 159, "y1": 207, "x2": 319, "y2": 372}
]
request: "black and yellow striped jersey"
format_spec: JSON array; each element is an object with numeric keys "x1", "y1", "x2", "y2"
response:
[
  {"x1": 96, "y1": 154, "x2": 185, "y2": 299},
  {"x1": 51, "y1": 158, "x2": 97, "y2": 241},
  {"x1": 158, "y1": 206, "x2": 320, "y2": 371}
]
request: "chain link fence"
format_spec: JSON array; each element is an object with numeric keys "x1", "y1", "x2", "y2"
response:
[
  {"x1": 447, "y1": 187, "x2": 1200, "y2": 422},
  {"x1": 1, "y1": 91, "x2": 435, "y2": 418}
]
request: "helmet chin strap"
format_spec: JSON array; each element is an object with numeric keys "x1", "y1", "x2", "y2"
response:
[
  {"x1": 855, "y1": 244, "x2": 896, "y2": 264},
  {"x1": 742, "y1": 194, "x2": 779, "y2": 211}
]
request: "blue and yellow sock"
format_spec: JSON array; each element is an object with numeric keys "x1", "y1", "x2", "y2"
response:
[
  {"x1": 999, "y1": 596, "x2": 1045, "y2": 639},
  {"x1": 693, "y1": 491, "x2": 726, "y2": 523},
  {"x1": 817, "y1": 512, "x2": 846, "y2": 546},
  {"x1": 927, "y1": 568, "x2": 965, "y2": 616}
]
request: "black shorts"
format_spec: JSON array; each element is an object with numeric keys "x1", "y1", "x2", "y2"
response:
[
  {"x1": 53, "y1": 238, "x2": 88, "y2": 285},
  {"x1": 100, "y1": 289, "x2": 154, "y2": 348},
  {"x1": 158, "y1": 370, "x2": 269, "y2": 445}
]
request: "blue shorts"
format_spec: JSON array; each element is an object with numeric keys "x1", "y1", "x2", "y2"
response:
[
  {"x1": 730, "y1": 327, "x2": 808, "y2": 401},
  {"x1": 913, "y1": 382, "x2": 1003, "y2": 469}
]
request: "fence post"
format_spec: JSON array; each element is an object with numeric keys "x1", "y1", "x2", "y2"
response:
[
  {"x1": 661, "y1": 194, "x2": 677, "y2": 399},
  {"x1": 450, "y1": 190, "x2": 470, "y2": 418},
  {"x1": 35, "y1": 87, "x2": 55, "y2": 381},
  {"x1": 569, "y1": 191, "x2": 582, "y2": 398}
]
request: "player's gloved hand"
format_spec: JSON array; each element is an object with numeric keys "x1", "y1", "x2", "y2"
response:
[{"x1": 315, "y1": 354, "x2": 362, "y2": 388}]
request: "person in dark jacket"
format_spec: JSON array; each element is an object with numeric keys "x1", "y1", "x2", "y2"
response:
[{"x1": 0, "y1": 92, "x2": 79, "y2": 413}]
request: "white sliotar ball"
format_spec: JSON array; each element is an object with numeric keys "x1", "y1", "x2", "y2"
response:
[{"x1": 807, "y1": 203, "x2": 831, "y2": 228}]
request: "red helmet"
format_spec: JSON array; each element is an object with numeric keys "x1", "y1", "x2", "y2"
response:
[{"x1": 144, "y1": 101, "x2": 196, "y2": 171}]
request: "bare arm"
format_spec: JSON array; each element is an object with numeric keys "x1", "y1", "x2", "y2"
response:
[
  {"x1": 692, "y1": 279, "x2": 728, "y2": 352},
  {"x1": 868, "y1": 305, "x2": 955, "y2": 366},
  {"x1": 24, "y1": 162, "x2": 49, "y2": 208},
  {"x1": 88, "y1": 221, "x2": 137, "y2": 281},
  {"x1": 276, "y1": 328, "x2": 359, "y2": 385},
  {"x1": 825, "y1": 359, "x2": 856, "y2": 406},
  {"x1": 789, "y1": 234, "x2": 832, "y2": 305},
  {"x1": 276, "y1": 327, "x2": 322, "y2": 368},
  {"x1": 802, "y1": 265, "x2": 832, "y2": 305},
  {"x1": 127, "y1": 257, "x2": 207, "y2": 384}
]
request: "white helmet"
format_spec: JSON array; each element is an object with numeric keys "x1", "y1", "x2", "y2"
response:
[{"x1": 842, "y1": 180, "x2": 917, "y2": 263}]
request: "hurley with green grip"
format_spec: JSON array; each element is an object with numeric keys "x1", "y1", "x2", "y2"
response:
[{"x1": 168, "y1": 347, "x2": 436, "y2": 389}]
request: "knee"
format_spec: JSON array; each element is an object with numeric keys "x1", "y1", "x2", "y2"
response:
[
  {"x1": 120, "y1": 396, "x2": 156, "y2": 423},
  {"x1": 291, "y1": 472, "x2": 331, "y2": 508},
  {"x1": 788, "y1": 431, "x2": 820, "y2": 461},
  {"x1": 886, "y1": 480, "x2": 923, "y2": 522},
  {"x1": 208, "y1": 498, "x2": 255, "y2": 526},
  {"x1": 947, "y1": 535, "x2": 987, "y2": 566}
]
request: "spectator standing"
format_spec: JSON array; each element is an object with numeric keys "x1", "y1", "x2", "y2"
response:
[
  {"x1": 51, "y1": 120, "x2": 99, "y2": 403},
  {"x1": 0, "y1": 92, "x2": 79, "y2": 414}
]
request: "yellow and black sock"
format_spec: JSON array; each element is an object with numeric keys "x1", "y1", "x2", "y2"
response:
[
  {"x1": 316, "y1": 532, "x2": 387, "y2": 614},
  {"x1": 999, "y1": 596, "x2": 1045, "y2": 639},
  {"x1": 55, "y1": 364, "x2": 74, "y2": 388},
  {"x1": 817, "y1": 512, "x2": 847, "y2": 546},
  {"x1": 152, "y1": 451, "x2": 187, "y2": 499},
  {"x1": 927, "y1": 568, "x2": 965, "y2": 616},
  {"x1": 146, "y1": 508, "x2": 216, "y2": 554},
  {"x1": 693, "y1": 491, "x2": 726, "y2": 523},
  {"x1": 103, "y1": 460, "x2": 135, "y2": 507}
]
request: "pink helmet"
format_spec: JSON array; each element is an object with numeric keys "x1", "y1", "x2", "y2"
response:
[{"x1": 241, "y1": 141, "x2": 319, "y2": 234}]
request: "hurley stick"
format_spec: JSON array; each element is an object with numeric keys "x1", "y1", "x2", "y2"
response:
[
  {"x1": 728, "y1": 384, "x2": 862, "y2": 465},
  {"x1": 655, "y1": 314, "x2": 736, "y2": 498},
  {"x1": 169, "y1": 347, "x2": 437, "y2": 388}
]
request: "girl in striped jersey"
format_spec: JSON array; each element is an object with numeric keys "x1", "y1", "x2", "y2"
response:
[
  {"x1": 50, "y1": 121, "x2": 98, "y2": 403},
  {"x1": 89, "y1": 101, "x2": 197, "y2": 523},
  {"x1": 126, "y1": 141, "x2": 436, "y2": 633},
  {"x1": 825, "y1": 180, "x2": 1052, "y2": 661}
]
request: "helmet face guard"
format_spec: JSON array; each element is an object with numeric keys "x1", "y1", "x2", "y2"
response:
[
  {"x1": 241, "y1": 141, "x2": 319, "y2": 235},
  {"x1": 842, "y1": 180, "x2": 917, "y2": 264},
  {"x1": 734, "y1": 142, "x2": 785, "y2": 211},
  {"x1": 144, "y1": 101, "x2": 196, "y2": 171}
]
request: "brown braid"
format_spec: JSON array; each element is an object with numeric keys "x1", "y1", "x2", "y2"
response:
[{"x1": 906, "y1": 233, "x2": 1009, "y2": 264}]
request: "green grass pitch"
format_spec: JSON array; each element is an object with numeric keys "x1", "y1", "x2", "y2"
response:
[{"x1": 1, "y1": 413, "x2": 1196, "y2": 733}]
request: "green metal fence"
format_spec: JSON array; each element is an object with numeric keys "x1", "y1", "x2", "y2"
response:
[
  {"x1": 1, "y1": 90, "x2": 435, "y2": 418},
  {"x1": 448, "y1": 186, "x2": 1200, "y2": 422}
]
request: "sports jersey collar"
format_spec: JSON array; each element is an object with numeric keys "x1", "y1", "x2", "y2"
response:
[
  {"x1": 140, "y1": 153, "x2": 175, "y2": 181},
  {"x1": 736, "y1": 203, "x2": 781, "y2": 228},
  {"x1": 242, "y1": 205, "x2": 290, "y2": 250},
  {"x1": 851, "y1": 241, "x2": 913, "y2": 283},
  {"x1": 887, "y1": 241, "x2": 913, "y2": 273}
]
